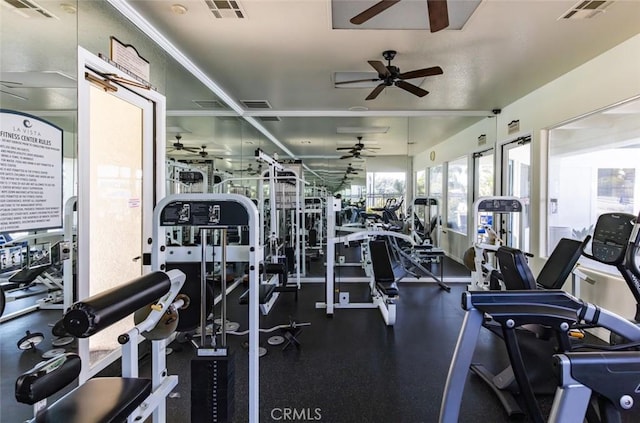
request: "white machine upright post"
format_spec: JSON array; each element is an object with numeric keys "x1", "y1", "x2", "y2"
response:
[{"x1": 325, "y1": 196, "x2": 339, "y2": 315}]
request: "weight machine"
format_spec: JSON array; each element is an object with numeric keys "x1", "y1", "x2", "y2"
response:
[
  {"x1": 316, "y1": 197, "x2": 449, "y2": 326},
  {"x1": 410, "y1": 196, "x2": 442, "y2": 247},
  {"x1": 257, "y1": 150, "x2": 305, "y2": 283},
  {"x1": 467, "y1": 196, "x2": 525, "y2": 291},
  {"x1": 152, "y1": 193, "x2": 262, "y2": 423}
]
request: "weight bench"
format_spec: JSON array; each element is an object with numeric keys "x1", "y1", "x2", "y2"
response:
[
  {"x1": 368, "y1": 239, "x2": 400, "y2": 325},
  {"x1": 16, "y1": 353, "x2": 152, "y2": 423},
  {"x1": 239, "y1": 262, "x2": 294, "y2": 314},
  {"x1": 15, "y1": 270, "x2": 186, "y2": 423},
  {"x1": 370, "y1": 239, "x2": 399, "y2": 297}
]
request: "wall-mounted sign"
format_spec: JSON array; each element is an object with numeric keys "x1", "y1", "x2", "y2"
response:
[
  {"x1": 110, "y1": 36, "x2": 150, "y2": 82},
  {"x1": 508, "y1": 119, "x2": 520, "y2": 135},
  {"x1": 429, "y1": 151, "x2": 436, "y2": 161},
  {"x1": 0, "y1": 110, "x2": 63, "y2": 232},
  {"x1": 477, "y1": 134, "x2": 487, "y2": 146}
]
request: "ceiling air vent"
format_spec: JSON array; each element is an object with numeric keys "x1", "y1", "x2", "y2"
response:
[
  {"x1": 193, "y1": 100, "x2": 226, "y2": 109},
  {"x1": 3, "y1": 0, "x2": 58, "y2": 18},
  {"x1": 204, "y1": 0, "x2": 246, "y2": 19},
  {"x1": 241, "y1": 100, "x2": 272, "y2": 109},
  {"x1": 258, "y1": 116, "x2": 281, "y2": 122},
  {"x1": 560, "y1": 1, "x2": 613, "y2": 19}
]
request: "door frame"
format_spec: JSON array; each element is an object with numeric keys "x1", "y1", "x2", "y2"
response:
[{"x1": 77, "y1": 46, "x2": 166, "y2": 380}]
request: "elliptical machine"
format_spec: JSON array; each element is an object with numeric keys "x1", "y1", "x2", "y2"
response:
[
  {"x1": 440, "y1": 210, "x2": 640, "y2": 423},
  {"x1": 468, "y1": 212, "x2": 638, "y2": 420}
]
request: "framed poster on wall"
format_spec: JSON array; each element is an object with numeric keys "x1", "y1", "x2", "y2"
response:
[{"x1": 0, "y1": 110, "x2": 63, "y2": 232}]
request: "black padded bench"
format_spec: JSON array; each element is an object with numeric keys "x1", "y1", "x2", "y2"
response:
[
  {"x1": 15, "y1": 353, "x2": 152, "y2": 423},
  {"x1": 369, "y1": 239, "x2": 399, "y2": 297}
]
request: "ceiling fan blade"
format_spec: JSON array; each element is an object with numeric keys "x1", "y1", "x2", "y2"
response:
[
  {"x1": 350, "y1": 0, "x2": 401, "y2": 25},
  {"x1": 340, "y1": 154, "x2": 354, "y2": 160},
  {"x1": 398, "y1": 66, "x2": 444, "y2": 80},
  {"x1": 183, "y1": 147, "x2": 200, "y2": 153},
  {"x1": 427, "y1": 0, "x2": 449, "y2": 33},
  {"x1": 335, "y1": 78, "x2": 381, "y2": 85},
  {"x1": 366, "y1": 83, "x2": 387, "y2": 100},
  {"x1": 368, "y1": 61, "x2": 390, "y2": 77},
  {"x1": 337, "y1": 147, "x2": 357, "y2": 151},
  {"x1": 395, "y1": 80, "x2": 429, "y2": 97}
]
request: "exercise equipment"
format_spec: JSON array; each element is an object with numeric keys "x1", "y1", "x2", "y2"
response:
[
  {"x1": 468, "y1": 196, "x2": 525, "y2": 291},
  {"x1": 442, "y1": 211, "x2": 640, "y2": 423},
  {"x1": 468, "y1": 236, "x2": 588, "y2": 417},
  {"x1": 1, "y1": 237, "x2": 69, "y2": 322},
  {"x1": 439, "y1": 290, "x2": 640, "y2": 423},
  {"x1": 317, "y1": 196, "x2": 449, "y2": 325},
  {"x1": 411, "y1": 196, "x2": 442, "y2": 247},
  {"x1": 15, "y1": 269, "x2": 185, "y2": 423},
  {"x1": 17, "y1": 330, "x2": 44, "y2": 351},
  {"x1": 152, "y1": 193, "x2": 261, "y2": 423},
  {"x1": 42, "y1": 348, "x2": 66, "y2": 359}
]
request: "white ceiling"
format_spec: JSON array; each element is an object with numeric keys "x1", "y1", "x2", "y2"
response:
[{"x1": 1, "y1": 0, "x2": 639, "y2": 189}]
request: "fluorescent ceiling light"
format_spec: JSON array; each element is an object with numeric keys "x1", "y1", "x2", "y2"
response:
[{"x1": 337, "y1": 126, "x2": 389, "y2": 134}]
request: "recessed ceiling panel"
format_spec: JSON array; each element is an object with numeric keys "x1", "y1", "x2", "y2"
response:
[{"x1": 332, "y1": 0, "x2": 482, "y2": 30}]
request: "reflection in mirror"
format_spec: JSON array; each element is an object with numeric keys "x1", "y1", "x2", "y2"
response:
[{"x1": 0, "y1": 0, "x2": 78, "y2": 326}]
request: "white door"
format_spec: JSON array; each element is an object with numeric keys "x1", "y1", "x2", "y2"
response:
[{"x1": 501, "y1": 137, "x2": 531, "y2": 250}]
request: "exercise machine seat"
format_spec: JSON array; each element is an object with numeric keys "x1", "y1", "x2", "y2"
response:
[
  {"x1": 34, "y1": 378, "x2": 151, "y2": 423},
  {"x1": 16, "y1": 353, "x2": 152, "y2": 423},
  {"x1": 369, "y1": 239, "x2": 399, "y2": 297},
  {"x1": 376, "y1": 281, "x2": 399, "y2": 297},
  {"x1": 496, "y1": 246, "x2": 537, "y2": 290}
]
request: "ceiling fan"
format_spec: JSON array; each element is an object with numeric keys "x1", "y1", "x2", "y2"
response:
[
  {"x1": 335, "y1": 50, "x2": 443, "y2": 100},
  {"x1": 167, "y1": 135, "x2": 223, "y2": 159},
  {"x1": 350, "y1": 0, "x2": 449, "y2": 33},
  {"x1": 345, "y1": 163, "x2": 363, "y2": 175},
  {"x1": 167, "y1": 135, "x2": 200, "y2": 153},
  {"x1": 238, "y1": 163, "x2": 262, "y2": 175},
  {"x1": 337, "y1": 137, "x2": 379, "y2": 159}
]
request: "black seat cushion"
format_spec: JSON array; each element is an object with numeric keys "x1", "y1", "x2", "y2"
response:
[
  {"x1": 376, "y1": 282, "x2": 398, "y2": 297},
  {"x1": 369, "y1": 240, "x2": 395, "y2": 283},
  {"x1": 496, "y1": 246, "x2": 537, "y2": 290},
  {"x1": 35, "y1": 377, "x2": 151, "y2": 423}
]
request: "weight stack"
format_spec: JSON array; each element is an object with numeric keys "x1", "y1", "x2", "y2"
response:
[{"x1": 191, "y1": 353, "x2": 235, "y2": 422}]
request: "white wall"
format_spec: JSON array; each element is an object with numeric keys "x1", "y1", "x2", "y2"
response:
[{"x1": 413, "y1": 34, "x2": 640, "y2": 325}]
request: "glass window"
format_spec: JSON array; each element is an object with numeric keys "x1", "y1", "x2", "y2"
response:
[
  {"x1": 547, "y1": 97, "x2": 640, "y2": 257},
  {"x1": 428, "y1": 165, "x2": 443, "y2": 200},
  {"x1": 474, "y1": 152, "x2": 494, "y2": 200},
  {"x1": 447, "y1": 157, "x2": 468, "y2": 234},
  {"x1": 416, "y1": 170, "x2": 426, "y2": 196},
  {"x1": 366, "y1": 172, "x2": 406, "y2": 211},
  {"x1": 503, "y1": 140, "x2": 531, "y2": 250}
]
